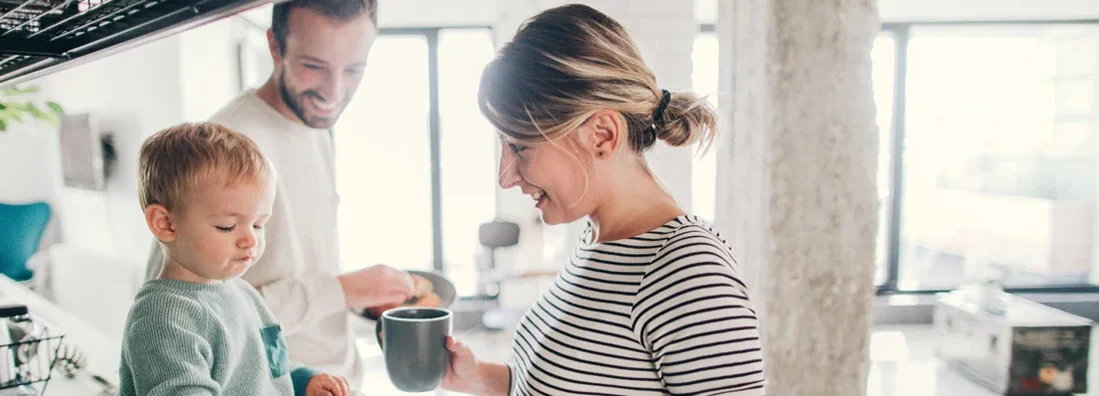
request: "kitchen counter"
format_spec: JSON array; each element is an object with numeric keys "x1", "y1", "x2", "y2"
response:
[
  {"x1": 351, "y1": 323, "x2": 1099, "y2": 396},
  {"x1": 5, "y1": 276, "x2": 1084, "y2": 396}
]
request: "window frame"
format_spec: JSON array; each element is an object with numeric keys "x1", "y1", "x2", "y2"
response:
[
  {"x1": 700, "y1": 20, "x2": 1099, "y2": 295},
  {"x1": 390, "y1": 21, "x2": 1099, "y2": 296},
  {"x1": 877, "y1": 20, "x2": 1099, "y2": 295},
  {"x1": 370, "y1": 26, "x2": 495, "y2": 274}
]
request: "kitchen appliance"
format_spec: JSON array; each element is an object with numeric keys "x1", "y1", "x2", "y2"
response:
[
  {"x1": 0, "y1": 0, "x2": 277, "y2": 87},
  {"x1": 934, "y1": 290, "x2": 1092, "y2": 395},
  {"x1": 57, "y1": 113, "x2": 106, "y2": 190}
]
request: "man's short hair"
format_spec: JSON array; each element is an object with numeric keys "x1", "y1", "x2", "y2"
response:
[{"x1": 271, "y1": 0, "x2": 378, "y2": 53}]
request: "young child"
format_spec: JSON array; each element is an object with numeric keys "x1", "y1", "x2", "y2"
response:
[{"x1": 118, "y1": 122, "x2": 350, "y2": 396}]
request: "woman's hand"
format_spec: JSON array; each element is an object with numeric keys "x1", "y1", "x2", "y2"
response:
[
  {"x1": 442, "y1": 337, "x2": 511, "y2": 396},
  {"x1": 305, "y1": 372, "x2": 350, "y2": 396},
  {"x1": 442, "y1": 336, "x2": 481, "y2": 393}
]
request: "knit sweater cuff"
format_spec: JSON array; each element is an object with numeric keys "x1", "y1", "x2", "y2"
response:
[{"x1": 290, "y1": 366, "x2": 319, "y2": 396}]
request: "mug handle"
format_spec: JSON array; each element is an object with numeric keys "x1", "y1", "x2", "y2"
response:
[{"x1": 374, "y1": 320, "x2": 383, "y2": 351}]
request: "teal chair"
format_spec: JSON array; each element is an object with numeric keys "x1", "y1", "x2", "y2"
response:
[{"x1": 0, "y1": 202, "x2": 51, "y2": 282}]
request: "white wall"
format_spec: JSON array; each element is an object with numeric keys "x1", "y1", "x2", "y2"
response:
[
  {"x1": 0, "y1": 120, "x2": 66, "y2": 249},
  {"x1": 31, "y1": 36, "x2": 183, "y2": 265},
  {"x1": 235, "y1": 0, "x2": 499, "y2": 30},
  {"x1": 0, "y1": 121, "x2": 63, "y2": 203},
  {"x1": 696, "y1": 0, "x2": 717, "y2": 24},
  {"x1": 11, "y1": 17, "x2": 246, "y2": 268},
  {"x1": 879, "y1": 0, "x2": 1099, "y2": 22},
  {"x1": 178, "y1": 18, "x2": 251, "y2": 121},
  {"x1": 379, "y1": 0, "x2": 497, "y2": 27}
]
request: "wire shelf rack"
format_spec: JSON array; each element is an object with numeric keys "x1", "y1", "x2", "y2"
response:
[
  {"x1": 0, "y1": 329, "x2": 64, "y2": 395},
  {"x1": 0, "y1": 0, "x2": 271, "y2": 86}
]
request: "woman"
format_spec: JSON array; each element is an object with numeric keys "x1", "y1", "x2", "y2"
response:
[{"x1": 443, "y1": 4, "x2": 765, "y2": 396}]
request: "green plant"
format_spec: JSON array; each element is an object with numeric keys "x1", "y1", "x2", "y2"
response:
[{"x1": 0, "y1": 85, "x2": 64, "y2": 132}]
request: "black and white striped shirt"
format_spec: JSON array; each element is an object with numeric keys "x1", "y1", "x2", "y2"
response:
[{"x1": 508, "y1": 216, "x2": 765, "y2": 395}]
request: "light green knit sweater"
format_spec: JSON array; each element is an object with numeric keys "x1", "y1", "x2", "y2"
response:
[{"x1": 118, "y1": 278, "x2": 317, "y2": 396}]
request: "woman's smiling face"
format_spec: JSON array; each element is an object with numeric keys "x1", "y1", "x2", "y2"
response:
[{"x1": 496, "y1": 130, "x2": 602, "y2": 225}]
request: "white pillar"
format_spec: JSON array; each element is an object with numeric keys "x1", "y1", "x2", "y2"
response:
[{"x1": 714, "y1": 1, "x2": 881, "y2": 395}]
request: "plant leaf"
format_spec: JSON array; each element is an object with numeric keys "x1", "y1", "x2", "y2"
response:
[
  {"x1": 0, "y1": 119, "x2": 6, "y2": 132},
  {"x1": 14, "y1": 85, "x2": 39, "y2": 94},
  {"x1": 27, "y1": 103, "x2": 45, "y2": 119},
  {"x1": 1, "y1": 88, "x2": 30, "y2": 98},
  {"x1": 43, "y1": 114, "x2": 60, "y2": 128},
  {"x1": 46, "y1": 101, "x2": 63, "y2": 114}
]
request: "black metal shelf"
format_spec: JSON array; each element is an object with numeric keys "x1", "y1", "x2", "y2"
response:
[{"x1": 0, "y1": 0, "x2": 276, "y2": 87}]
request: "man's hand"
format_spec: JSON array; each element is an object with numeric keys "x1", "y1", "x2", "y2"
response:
[
  {"x1": 305, "y1": 373, "x2": 350, "y2": 396},
  {"x1": 337, "y1": 265, "x2": 416, "y2": 309}
]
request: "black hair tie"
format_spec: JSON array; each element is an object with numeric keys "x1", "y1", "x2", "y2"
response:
[
  {"x1": 654, "y1": 89, "x2": 671, "y2": 127},
  {"x1": 645, "y1": 89, "x2": 672, "y2": 144}
]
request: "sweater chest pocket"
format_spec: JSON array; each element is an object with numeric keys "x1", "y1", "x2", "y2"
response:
[{"x1": 259, "y1": 324, "x2": 291, "y2": 378}]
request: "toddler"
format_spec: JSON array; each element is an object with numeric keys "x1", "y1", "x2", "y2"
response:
[{"x1": 118, "y1": 122, "x2": 350, "y2": 396}]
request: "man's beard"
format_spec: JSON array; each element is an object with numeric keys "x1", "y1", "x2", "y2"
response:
[{"x1": 278, "y1": 70, "x2": 343, "y2": 129}]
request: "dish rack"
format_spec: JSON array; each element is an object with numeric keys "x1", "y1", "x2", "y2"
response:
[
  {"x1": 0, "y1": 331, "x2": 65, "y2": 395},
  {"x1": 0, "y1": 326, "x2": 65, "y2": 395}
]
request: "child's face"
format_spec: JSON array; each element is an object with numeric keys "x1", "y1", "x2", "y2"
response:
[{"x1": 167, "y1": 173, "x2": 276, "y2": 283}]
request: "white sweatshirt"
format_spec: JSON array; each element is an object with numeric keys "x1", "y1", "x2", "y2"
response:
[{"x1": 146, "y1": 91, "x2": 362, "y2": 385}]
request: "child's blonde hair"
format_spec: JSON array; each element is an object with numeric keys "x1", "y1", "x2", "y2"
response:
[{"x1": 138, "y1": 122, "x2": 271, "y2": 213}]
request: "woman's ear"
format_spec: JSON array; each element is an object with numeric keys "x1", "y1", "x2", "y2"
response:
[
  {"x1": 580, "y1": 110, "x2": 624, "y2": 159},
  {"x1": 145, "y1": 204, "x2": 177, "y2": 243}
]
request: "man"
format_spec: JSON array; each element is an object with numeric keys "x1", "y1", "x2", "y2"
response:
[{"x1": 147, "y1": 0, "x2": 415, "y2": 386}]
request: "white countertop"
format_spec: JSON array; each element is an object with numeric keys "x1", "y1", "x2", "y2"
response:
[
  {"x1": 351, "y1": 323, "x2": 1099, "y2": 396},
  {"x1": 0, "y1": 275, "x2": 1090, "y2": 396}
]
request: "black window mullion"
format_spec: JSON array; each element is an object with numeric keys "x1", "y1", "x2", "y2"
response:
[
  {"x1": 882, "y1": 25, "x2": 909, "y2": 293},
  {"x1": 428, "y1": 28, "x2": 444, "y2": 272}
]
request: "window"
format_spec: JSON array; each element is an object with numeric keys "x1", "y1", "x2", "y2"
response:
[
  {"x1": 694, "y1": 21, "x2": 1099, "y2": 293},
  {"x1": 691, "y1": 28, "x2": 718, "y2": 221},
  {"x1": 438, "y1": 29, "x2": 498, "y2": 296},
  {"x1": 334, "y1": 28, "x2": 496, "y2": 297},
  {"x1": 872, "y1": 33, "x2": 897, "y2": 286},
  {"x1": 334, "y1": 34, "x2": 433, "y2": 273},
  {"x1": 887, "y1": 23, "x2": 1099, "y2": 291}
]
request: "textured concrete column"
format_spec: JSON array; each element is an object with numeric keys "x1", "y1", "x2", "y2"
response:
[{"x1": 714, "y1": 1, "x2": 881, "y2": 395}]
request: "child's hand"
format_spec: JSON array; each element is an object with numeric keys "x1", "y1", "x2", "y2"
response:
[{"x1": 306, "y1": 373, "x2": 350, "y2": 396}]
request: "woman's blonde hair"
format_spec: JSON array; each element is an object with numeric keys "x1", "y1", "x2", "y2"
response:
[{"x1": 478, "y1": 4, "x2": 717, "y2": 155}]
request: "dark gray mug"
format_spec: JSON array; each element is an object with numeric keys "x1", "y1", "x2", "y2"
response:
[{"x1": 375, "y1": 307, "x2": 452, "y2": 392}]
